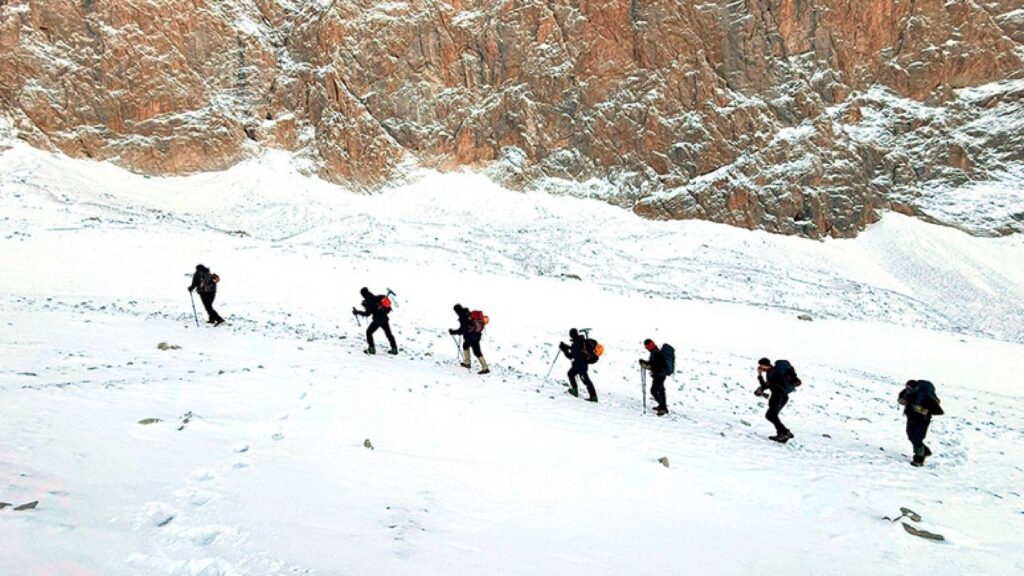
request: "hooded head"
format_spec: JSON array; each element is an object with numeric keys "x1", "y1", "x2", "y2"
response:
[
  {"x1": 195, "y1": 264, "x2": 207, "y2": 272},
  {"x1": 569, "y1": 328, "x2": 580, "y2": 340},
  {"x1": 360, "y1": 287, "x2": 372, "y2": 298},
  {"x1": 644, "y1": 339, "x2": 656, "y2": 351},
  {"x1": 757, "y1": 357, "x2": 772, "y2": 374},
  {"x1": 453, "y1": 304, "x2": 465, "y2": 314}
]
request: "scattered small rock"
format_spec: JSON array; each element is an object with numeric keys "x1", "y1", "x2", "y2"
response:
[
  {"x1": 657, "y1": 457, "x2": 670, "y2": 468},
  {"x1": 137, "y1": 418, "x2": 162, "y2": 425},
  {"x1": 364, "y1": 439, "x2": 375, "y2": 450},
  {"x1": 0, "y1": 502, "x2": 10, "y2": 510},
  {"x1": 13, "y1": 501, "x2": 38, "y2": 511},
  {"x1": 822, "y1": 433, "x2": 832, "y2": 439},
  {"x1": 177, "y1": 411, "x2": 193, "y2": 431},
  {"x1": 157, "y1": 342, "x2": 180, "y2": 351},
  {"x1": 740, "y1": 419, "x2": 751, "y2": 427},
  {"x1": 902, "y1": 523, "x2": 945, "y2": 541},
  {"x1": 797, "y1": 314, "x2": 813, "y2": 322},
  {"x1": 900, "y1": 507, "x2": 922, "y2": 522}
]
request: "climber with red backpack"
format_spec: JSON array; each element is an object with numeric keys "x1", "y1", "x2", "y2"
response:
[
  {"x1": 449, "y1": 304, "x2": 490, "y2": 374},
  {"x1": 559, "y1": 328, "x2": 600, "y2": 403},
  {"x1": 353, "y1": 287, "x2": 398, "y2": 355}
]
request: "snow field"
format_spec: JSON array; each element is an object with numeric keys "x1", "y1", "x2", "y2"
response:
[{"x1": 1, "y1": 143, "x2": 1023, "y2": 575}]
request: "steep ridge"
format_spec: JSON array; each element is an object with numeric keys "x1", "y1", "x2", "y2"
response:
[{"x1": 1, "y1": 0, "x2": 1022, "y2": 238}]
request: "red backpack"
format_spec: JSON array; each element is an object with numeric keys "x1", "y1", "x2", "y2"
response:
[{"x1": 469, "y1": 310, "x2": 489, "y2": 332}]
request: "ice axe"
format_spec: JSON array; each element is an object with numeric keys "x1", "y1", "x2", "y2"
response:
[{"x1": 386, "y1": 288, "x2": 399, "y2": 308}]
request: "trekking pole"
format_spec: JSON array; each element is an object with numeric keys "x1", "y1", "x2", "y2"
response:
[
  {"x1": 545, "y1": 346, "x2": 560, "y2": 379},
  {"x1": 641, "y1": 366, "x2": 647, "y2": 415},
  {"x1": 450, "y1": 334, "x2": 461, "y2": 359},
  {"x1": 188, "y1": 291, "x2": 199, "y2": 327},
  {"x1": 352, "y1": 311, "x2": 362, "y2": 327}
]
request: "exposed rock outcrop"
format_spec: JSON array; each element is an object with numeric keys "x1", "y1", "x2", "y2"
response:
[{"x1": 1, "y1": 1, "x2": 1021, "y2": 237}]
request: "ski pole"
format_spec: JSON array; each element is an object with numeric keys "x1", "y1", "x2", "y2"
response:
[
  {"x1": 545, "y1": 346, "x2": 560, "y2": 379},
  {"x1": 641, "y1": 366, "x2": 647, "y2": 415},
  {"x1": 189, "y1": 291, "x2": 199, "y2": 327}
]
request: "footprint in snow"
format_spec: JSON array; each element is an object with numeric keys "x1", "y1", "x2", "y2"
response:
[
  {"x1": 187, "y1": 469, "x2": 215, "y2": 483},
  {"x1": 141, "y1": 502, "x2": 177, "y2": 528},
  {"x1": 174, "y1": 487, "x2": 216, "y2": 508},
  {"x1": 272, "y1": 432, "x2": 284, "y2": 441},
  {"x1": 233, "y1": 442, "x2": 250, "y2": 454}
]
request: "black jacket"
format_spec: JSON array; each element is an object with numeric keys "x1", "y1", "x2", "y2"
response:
[
  {"x1": 189, "y1": 266, "x2": 216, "y2": 294},
  {"x1": 561, "y1": 335, "x2": 587, "y2": 366},
  {"x1": 646, "y1": 347, "x2": 668, "y2": 376},
  {"x1": 355, "y1": 292, "x2": 390, "y2": 321},
  {"x1": 451, "y1": 310, "x2": 480, "y2": 341}
]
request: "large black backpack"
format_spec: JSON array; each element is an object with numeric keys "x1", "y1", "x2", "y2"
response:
[
  {"x1": 584, "y1": 338, "x2": 604, "y2": 364},
  {"x1": 661, "y1": 344, "x2": 676, "y2": 375},
  {"x1": 774, "y1": 360, "x2": 800, "y2": 392}
]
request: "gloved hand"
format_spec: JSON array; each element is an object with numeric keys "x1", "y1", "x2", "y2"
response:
[
  {"x1": 351, "y1": 307, "x2": 358, "y2": 315},
  {"x1": 558, "y1": 341, "x2": 568, "y2": 351},
  {"x1": 187, "y1": 286, "x2": 193, "y2": 292},
  {"x1": 754, "y1": 387, "x2": 768, "y2": 398},
  {"x1": 639, "y1": 359, "x2": 649, "y2": 367},
  {"x1": 448, "y1": 329, "x2": 457, "y2": 335}
]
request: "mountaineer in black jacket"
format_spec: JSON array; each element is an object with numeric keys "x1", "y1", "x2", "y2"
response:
[
  {"x1": 559, "y1": 328, "x2": 597, "y2": 403},
  {"x1": 899, "y1": 380, "x2": 943, "y2": 467},
  {"x1": 449, "y1": 304, "x2": 489, "y2": 374},
  {"x1": 188, "y1": 264, "x2": 224, "y2": 325},
  {"x1": 640, "y1": 339, "x2": 668, "y2": 416},
  {"x1": 755, "y1": 357, "x2": 801, "y2": 443},
  {"x1": 353, "y1": 287, "x2": 398, "y2": 355}
]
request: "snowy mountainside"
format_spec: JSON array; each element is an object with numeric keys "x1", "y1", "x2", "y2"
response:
[{"x1": 1, "y1": 144, "x2": 1024, "y2": 575}]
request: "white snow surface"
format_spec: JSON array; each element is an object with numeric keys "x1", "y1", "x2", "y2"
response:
[{"x1": 1, "y1": 143, "x2": 1024, "y2": 575}]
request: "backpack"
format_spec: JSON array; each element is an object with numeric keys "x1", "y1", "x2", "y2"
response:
[
  {"x1": 585, "y1": 338, "x2": 604, "y2": 364},
  {"x1": 661, "y1": 344, "x2": 675, "y2": 375},
  {"x1": 774, "y1": 359, "x2": 801, "y2": 393},
  {"x1": 469, "y1": 310, "x2": 489, "y2": 333},
  {"x1": 910, "y1": 380, "x2": 944, "y2": 416},
  {"x1": 198, "y1": 271, "x2": 219, "y2": 292},
  {"x1": 379, "y1": 295, "x2": 392, "y2": 312}
]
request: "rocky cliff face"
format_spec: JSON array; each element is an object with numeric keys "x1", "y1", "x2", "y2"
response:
[{"x1": 1, "y1": 0, "x2": 1022, "y2": 237}]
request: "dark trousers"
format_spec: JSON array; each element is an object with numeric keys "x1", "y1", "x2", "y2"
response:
[
  {"x1": 367, "y1": 318, "x2": 397, "y2": 349},
  {"x1": 568, "y1": 364, "x2": 597, "y2": 399},
  {"x1": 199, "y1": 291, "x2": 223, "y2": 323},
  {"x1": 651, "y1": 374, "x2": 667, "y2": 411},
  {"x1": 463, "y1": 337, "x2": 483, "y2": 357},
  {"x1": 906, "y1": 415, "x2": 931, "y2": 457},
  {"x1": 766, "y1": 393, "x2": 790, "y2": 436}
]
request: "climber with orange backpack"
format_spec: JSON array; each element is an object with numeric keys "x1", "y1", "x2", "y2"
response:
[
  {"x1": 559, "y1": 328, "x2": 600, "y2": 402},
  {"x1": 353, "y1": 287, "x2": 398, "y2": 355},
  {"x1": 449, "y1": 304, "x2": 490, "y2": 374}
]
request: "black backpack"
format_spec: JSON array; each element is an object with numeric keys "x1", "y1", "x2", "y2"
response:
[
  {"x1": 774, "y1": 360, "x2": 800, "y2": 392},
  {"x1": 198, "y1": 271, "x2": 219, "y2": 292},
  {"x1": 662, "y1": 344, "x2": 675, "y2": 375},
  {"x1": 584, "y1": 338, "x2": 604, "y2": 364}
]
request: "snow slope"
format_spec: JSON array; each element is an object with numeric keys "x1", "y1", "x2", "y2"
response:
[{"x1": 1, "y1": 143, "x2": 1023, "y2": 575}]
